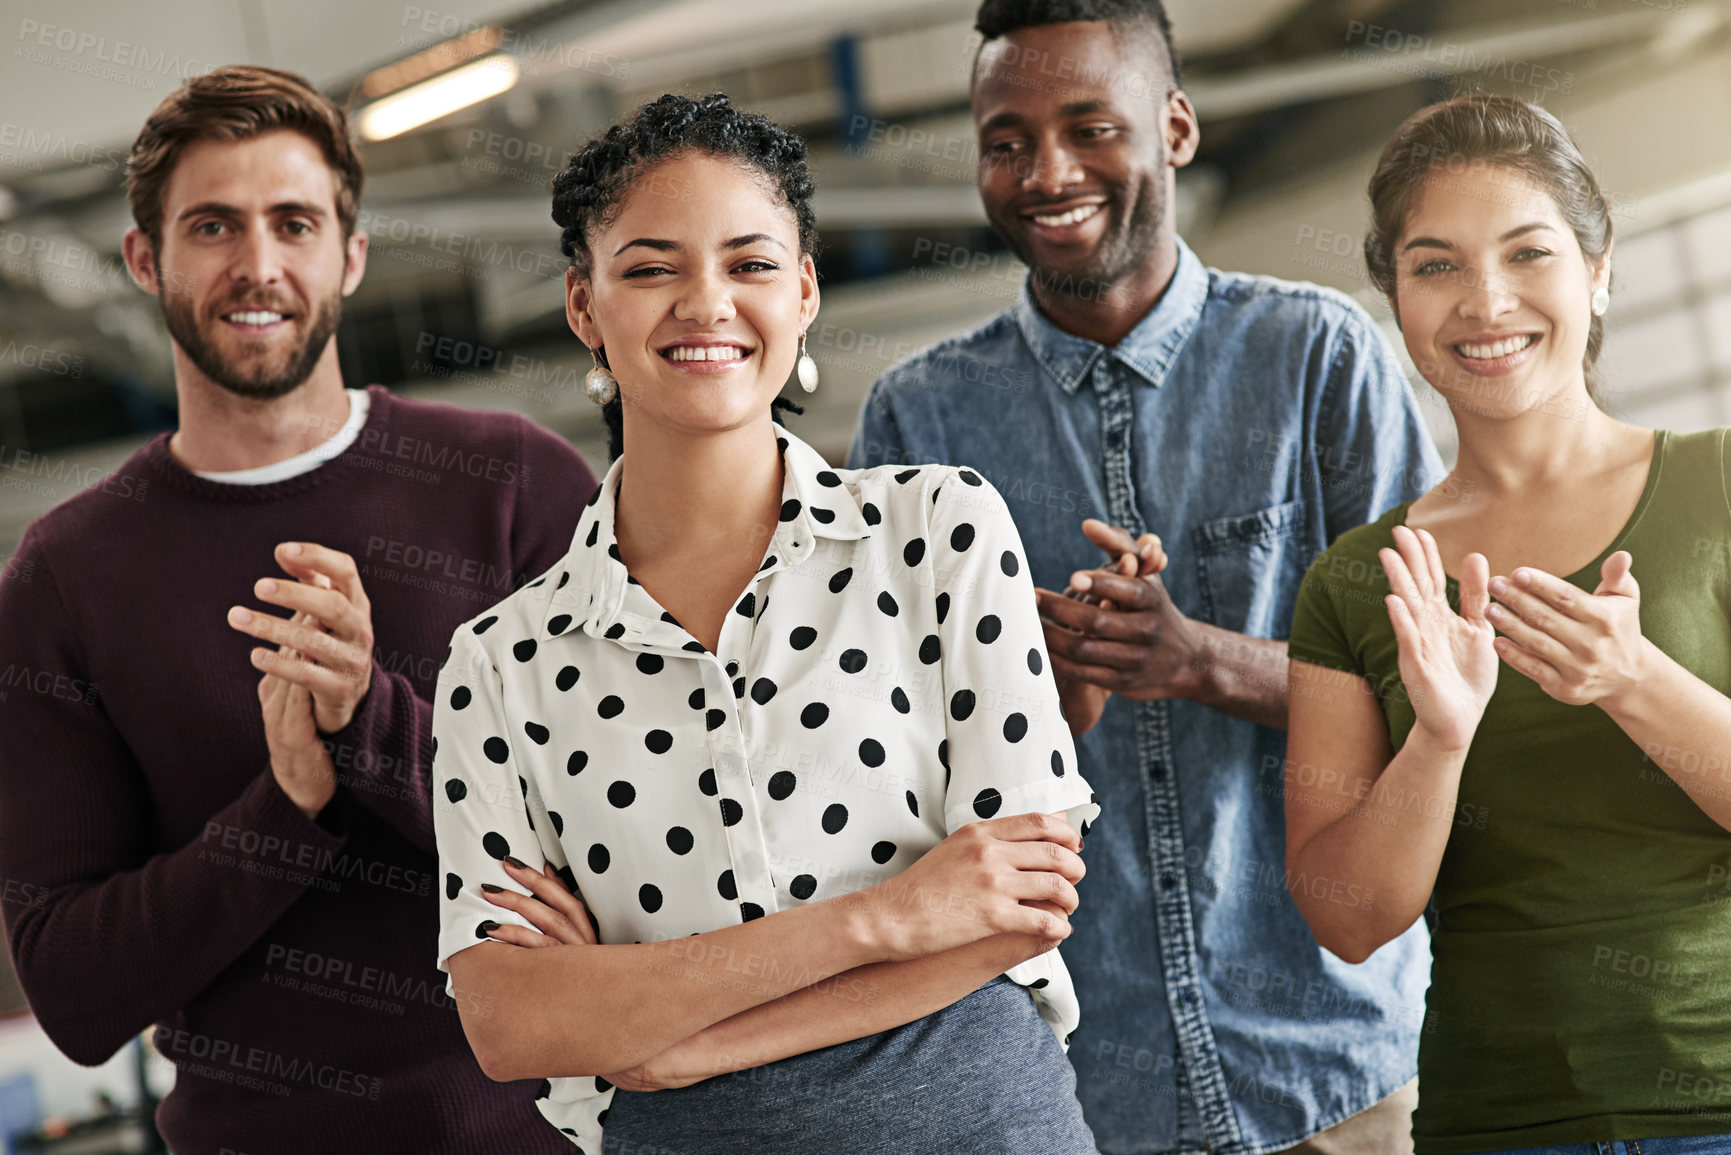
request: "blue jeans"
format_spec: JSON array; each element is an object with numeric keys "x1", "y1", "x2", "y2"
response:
[{"x1": 1475, "y1": 1138, "x2": 1731, "y2": 1154}]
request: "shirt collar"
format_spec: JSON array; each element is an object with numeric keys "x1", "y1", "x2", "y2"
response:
[
  {"x1": 539, "y1": 426, "x2": 870, "y2": 643},
  {"x1": 1013, "y1": 234, "x2": 1210, "y2": 395}
]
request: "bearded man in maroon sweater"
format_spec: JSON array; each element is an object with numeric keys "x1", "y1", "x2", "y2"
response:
[{"x1": 0, "y1": 66, "x2": 596, "y2": 1152}]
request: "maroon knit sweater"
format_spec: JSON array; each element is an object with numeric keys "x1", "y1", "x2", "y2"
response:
[{"x1": 0, "y1": 385, "x2": 596, "y2": 1153}]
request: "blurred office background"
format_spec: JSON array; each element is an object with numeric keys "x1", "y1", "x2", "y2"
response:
[{"x1": 0, "y1": 0, "x2": 1728, "y2": 1147}]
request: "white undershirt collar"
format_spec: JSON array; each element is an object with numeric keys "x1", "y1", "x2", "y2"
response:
[{"x1": 192, "y1": 388, "x2": 370, "y2": 485}]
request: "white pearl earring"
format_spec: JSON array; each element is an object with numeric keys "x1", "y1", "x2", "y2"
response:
[
  {"x1": 797, "y1": 331, "x2": 818, "y2": 394},
  {"x1": 585, "y1": 347, "x2": 618, "y2": 406},
  {"x1": 1591, "y1": 286, "x2": 1610, "y2": 317}
]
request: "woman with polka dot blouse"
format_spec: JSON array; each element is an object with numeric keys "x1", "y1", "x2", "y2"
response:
[{"x1": 431, "y1": 94, "x2": 1101, "y2": 1153}]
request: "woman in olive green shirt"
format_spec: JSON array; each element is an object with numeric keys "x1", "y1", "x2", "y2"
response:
[{"x1": 1285, "y1": 96, "x2": 1731, "y2": 1154}]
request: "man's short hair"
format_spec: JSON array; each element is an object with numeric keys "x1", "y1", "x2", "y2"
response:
[
  {"x1": 126, "y1": 65, "x2": 364, "y2": 247},
  {"x1": 974, "y1": 0, "x2": 1182, "y2": 89}
]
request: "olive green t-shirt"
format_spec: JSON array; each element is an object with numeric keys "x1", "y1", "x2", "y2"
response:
[{"x1": 1289, "y1": 428, "x2": 1731, "y2": 1153}]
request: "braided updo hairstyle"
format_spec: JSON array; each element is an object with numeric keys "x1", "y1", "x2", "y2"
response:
[{"x1": 551, "y1": 92, "x2": 821, "y2": 460}]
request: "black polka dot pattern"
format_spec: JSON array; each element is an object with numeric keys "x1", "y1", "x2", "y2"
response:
[{"x1": 429, "y1": 441, "x2": 1099, "y2": 1150}]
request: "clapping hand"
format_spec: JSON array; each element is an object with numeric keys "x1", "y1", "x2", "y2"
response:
[
  {"x1": 1484, "y1": 551, "x2": 1651, "y2": 707},
  {"x1": 1035, "y1": 520, "x2": 1167, "y2": 736},
  {"x1": 255, "y1": 583, "x2": 339, "y2": 819},
  {"x1": 1379, "y1": 525, "x2": 1498, "y2": 752},
  {"x1": 229, "y1": 542, "x2": 376, "y2": 733}
]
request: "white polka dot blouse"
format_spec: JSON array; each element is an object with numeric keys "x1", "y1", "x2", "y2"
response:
[{"x1": 432, "y1": 427, "x2": 1100, "y2": 1149}]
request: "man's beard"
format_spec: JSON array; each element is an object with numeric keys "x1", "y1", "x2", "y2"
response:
[
  {"x1": 159, "y1": 279, "x2": 342, "y2": 400},
  {"x1": 990, "y1": 175, "x2": 1166, "y2": 303}
]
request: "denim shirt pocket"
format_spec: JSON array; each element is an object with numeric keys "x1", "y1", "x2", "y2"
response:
[{"x1": 1190, "y1": 499, "x2": 1308, "y2": 639}]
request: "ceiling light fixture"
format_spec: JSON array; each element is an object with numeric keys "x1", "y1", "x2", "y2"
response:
[{"x1": 358, "y1": 54, "x2": 519, "y2": 141}]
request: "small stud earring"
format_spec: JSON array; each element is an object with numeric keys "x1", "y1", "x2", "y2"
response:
[
  {"x1": 585, "y1": 346, "x2": 618, "y2": 405},
  {"x1": 1591, "y1": 286, "x2": 1610, "y2": 317},
  {"x1": 797, "y1": 331, "x2": 818, "y2": 394}
]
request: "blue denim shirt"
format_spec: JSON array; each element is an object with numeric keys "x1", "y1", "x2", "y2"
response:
[{"x1": 848, "y1": 237, "x2": 1444, "y2": 1155}]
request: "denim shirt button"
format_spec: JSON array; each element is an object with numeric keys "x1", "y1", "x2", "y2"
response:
[
  {"x1": 1159, "y1": 872, "x2": 1178, "y2": 890},
  {"x1": 1107, "y1": 427, "x2": 1125, "y2": 449},
  {"x1": 1181, "y1": 988, "x2": 1199, "y2": 1005}
]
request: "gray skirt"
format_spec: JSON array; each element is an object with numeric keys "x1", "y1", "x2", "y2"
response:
[{"x1": 599, "y1": 976, "x2": 1098, "y2": 1154}]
